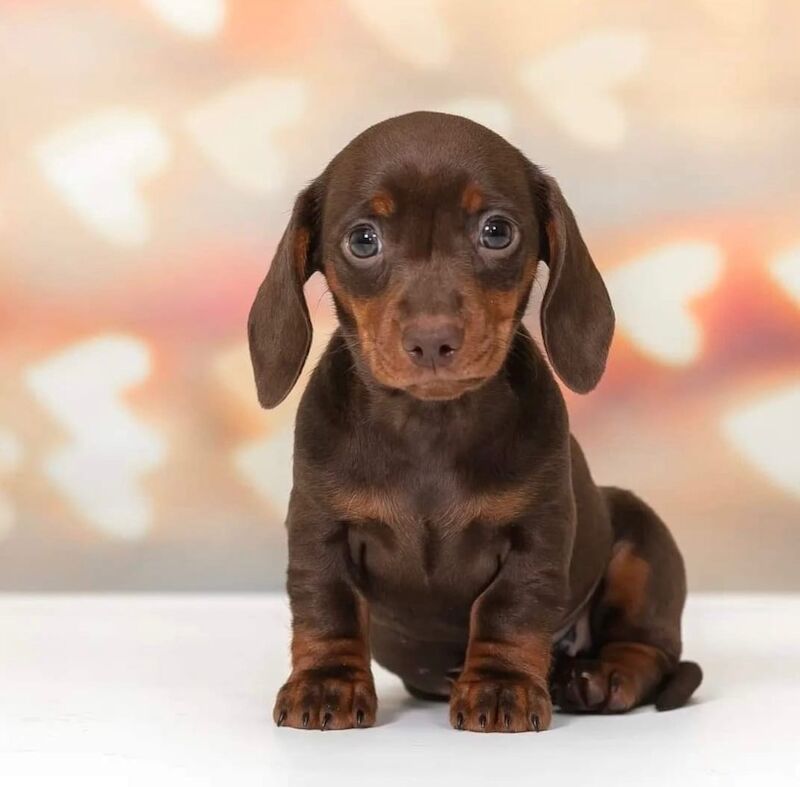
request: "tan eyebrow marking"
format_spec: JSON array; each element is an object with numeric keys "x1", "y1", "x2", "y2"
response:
[
  {"x1": 461, "y1": 182, "x2": 484, "y2": 214},
  {"x1": 370, "y1": 191, "x2": 395, "y2": 217}
]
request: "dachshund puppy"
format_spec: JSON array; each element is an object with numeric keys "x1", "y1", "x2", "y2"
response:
[{"x1": 249, "y1": 111, "x2": 702, "y2": 733}]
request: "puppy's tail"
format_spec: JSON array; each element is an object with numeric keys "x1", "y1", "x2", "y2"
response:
[{"x1": 655, "y1": 661, "x2": 703, "y2": 711}]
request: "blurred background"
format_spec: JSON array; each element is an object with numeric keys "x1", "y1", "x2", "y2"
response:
[{"x1": 0, "y1": 0, "x2": 797, "y2": 591}]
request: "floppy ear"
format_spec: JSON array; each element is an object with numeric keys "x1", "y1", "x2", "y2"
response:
[
  {"x1": 248, "y1": 182, "x2": 321, "y2": 409},
  {"x1": 536, "y1": 174, "x2": 615, "y2": 393}
]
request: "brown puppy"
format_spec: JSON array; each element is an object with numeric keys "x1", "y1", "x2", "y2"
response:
[{"x1": 248, "y1": 111, "x2": 702, "y2": 733}]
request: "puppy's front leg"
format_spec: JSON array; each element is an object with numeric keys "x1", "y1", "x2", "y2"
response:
[
  {"x1": 450, "y1": 513, "x2": 571, "y2": 733},
  {"x1": 273, "y1": 491, "x2": 376, "y2": 730}
]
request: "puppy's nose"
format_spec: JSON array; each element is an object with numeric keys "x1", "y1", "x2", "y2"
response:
[{"x1": 402, "y1": 321, "x2": 464, "y2": 368}]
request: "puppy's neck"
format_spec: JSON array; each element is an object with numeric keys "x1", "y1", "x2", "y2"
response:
[
  {"x1": 367, "y1": 375, "x2": 512, "y2": 444},
  {"x1": 326, "y1": 327, "x2": 543, "y2": 449}
]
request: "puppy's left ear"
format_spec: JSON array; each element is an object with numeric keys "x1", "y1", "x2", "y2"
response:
[
  {"x1": 535, "y1": 173, "x2": 615, "y2": 393},
  {"x1": 248, "y1": 180, "x2": 322, "y2": 409}
]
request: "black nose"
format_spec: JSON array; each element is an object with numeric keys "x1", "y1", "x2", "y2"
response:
[{"x1": 401, "y1": 321, "x2": 464, "y2": 368}]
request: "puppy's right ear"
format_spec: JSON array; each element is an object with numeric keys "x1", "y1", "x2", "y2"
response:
[
  {"x1": 535, "y1": 173, "x2": 615, "y2": 394},
  {"x1": 248, "y1": 181, "x2": 322, "y2": 409}
]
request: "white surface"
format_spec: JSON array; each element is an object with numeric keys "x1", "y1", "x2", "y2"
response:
[{"x1": 0, "y1": 595, "x2": 798, "y2": 786}]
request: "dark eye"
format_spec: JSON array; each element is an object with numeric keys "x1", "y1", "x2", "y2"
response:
[
  {"x1": 347, "y1": 224, "x2": 381, "y2": 259},
  {"x1": 479, "y1": 217, "x2": 514, "y2": 250}
]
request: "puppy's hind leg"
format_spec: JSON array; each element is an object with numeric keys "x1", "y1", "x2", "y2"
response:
[{"x1": 552, "y1": 488, "x2": 702, "y2": 713}]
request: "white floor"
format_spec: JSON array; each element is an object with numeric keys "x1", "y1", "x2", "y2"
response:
[{"x1": 0, "y1": 595, "x2": 797, "y2": 786}]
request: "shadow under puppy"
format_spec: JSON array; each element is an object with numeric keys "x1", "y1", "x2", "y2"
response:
[{"x1": 249, "y1": 111, "x2": 702, "y2": 733}]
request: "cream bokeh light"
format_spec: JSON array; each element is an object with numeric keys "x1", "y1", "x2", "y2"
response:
[
  {"x1": 521, "y1": 30, "x2": 649, "y2": 149},
  {"x1": 234, "y1": 425, "x2": 295, "y2": 520},
  {"x1": 0, "y1": 430, "x2": 22, "y2": 539},
  {"x1": 186, "y1": 77, "x2": 307, "y2": 195},
  {"x1": 345, "y1": 0, "x2": 452, "y2": 69},
  {"x1": 606, "y1": 242, "x2": 724, "y2": 365},
  {"x1": 26, "y1": 336, "x2": 166, "y2": 540},
  {"x1": 440, "y1": 98, "x2": 514, "y2": 138},
  {"x1": 141, "y1": 0, "x2": 226, "y2": 38},
  {"x1": 36, "y1": 109, "x2": 171, "y2": 247},
  {"x1": 771, "y1": 245, "x2": 800, "y2": 308},
  {"x1": 723, "y1": 384, "x2": 800, "y2": 498}
]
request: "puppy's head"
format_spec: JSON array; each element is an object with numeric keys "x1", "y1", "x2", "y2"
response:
[{"x1": 249, "y1": 112, "x2": 614, "y2": 407}]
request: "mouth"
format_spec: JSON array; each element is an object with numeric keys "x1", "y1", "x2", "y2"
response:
[
  {"x1": 403, "y1": 376, "x2": 488, "y2": 401},
  {"x1": 366, "y1": 339, "x2": 505, "y2": 401}
]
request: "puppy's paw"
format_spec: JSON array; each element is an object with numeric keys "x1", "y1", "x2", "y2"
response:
[
  {"x1": 273, "y1": 670, "x2": 377, "y2": 730},
  {"x1": 551, "y1": 658, "x2": 638, "y2": 713},
  {"x1": 449, "y1": 675, "x2": 552, "y2": 733}
]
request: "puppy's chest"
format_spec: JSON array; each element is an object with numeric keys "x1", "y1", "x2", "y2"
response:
[{"x1": 333, "y1": 466, "x2": 529, "y2": 597}]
